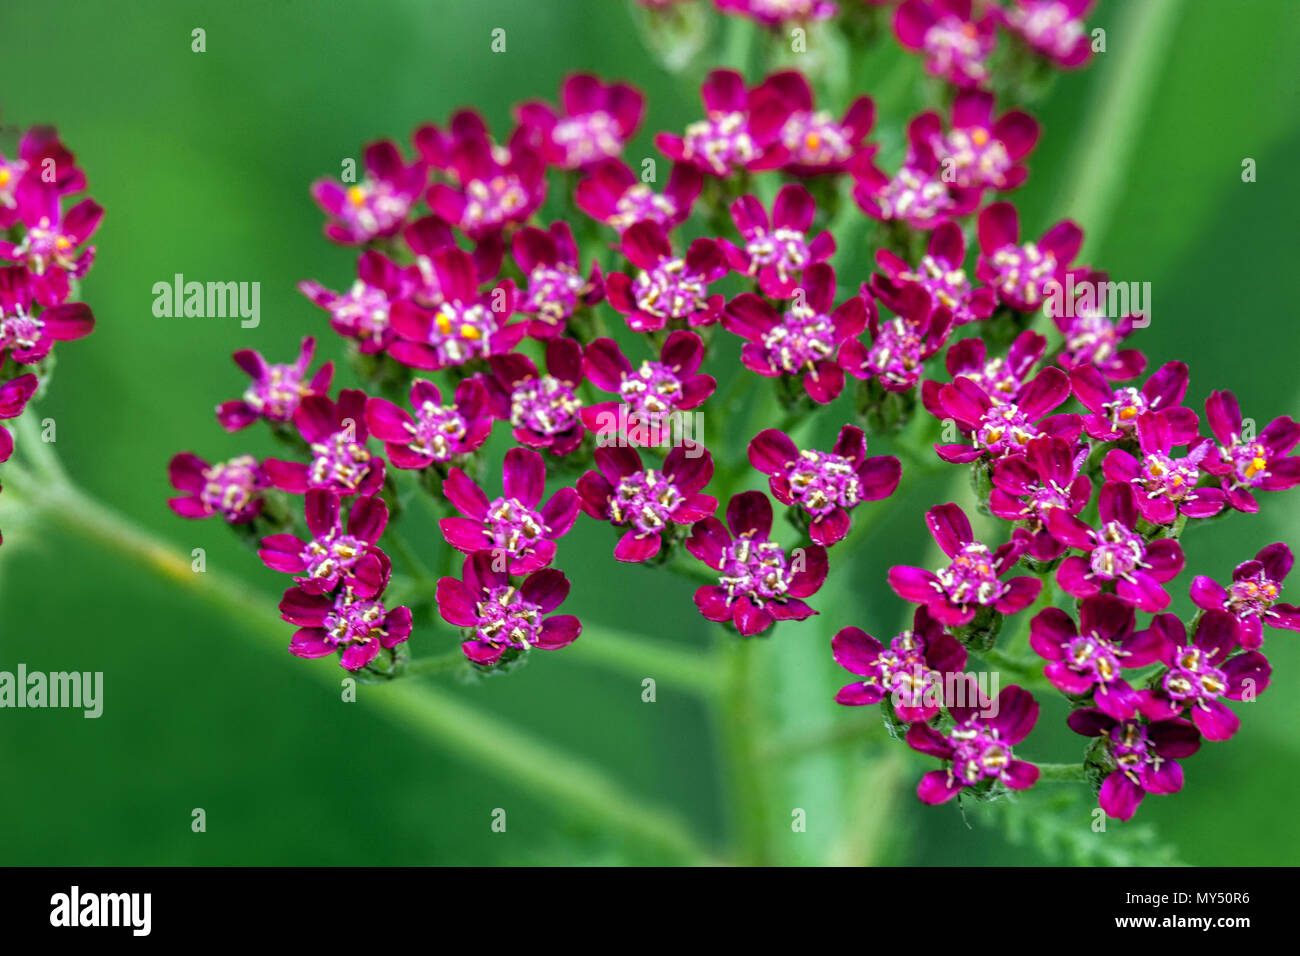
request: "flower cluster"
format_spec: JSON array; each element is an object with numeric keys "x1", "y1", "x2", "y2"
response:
[{"x1": 0, "y1": 127, "x2": 100, "y2": 545}]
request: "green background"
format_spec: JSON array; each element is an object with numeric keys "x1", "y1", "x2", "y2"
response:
[{"x1": 2, "y1": 0, "x2": 1298, "y2": 865}]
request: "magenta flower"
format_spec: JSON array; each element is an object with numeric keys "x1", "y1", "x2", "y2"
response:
[
  {"x1": 364, "y1": 378, "x2": 492, "y2": 470},
  {"x1": 1101, "y1": 413, "x2": 1226, "y2": 524},
  {"x1": 263, "y1": 388, "x2": 386, "y2": 498},
  {"x1": 655, "y1": 69, "x2": 783, "y2": 177},
  {"x1": 1047, "y1": 481, "x2": 1184, "y2": 612},
  {"x1": 852, "y1": 142, "x2": 978, "y2": 231},
  {"x1": 298, "y1": 249, "x2": 416, "y2": 355},
  {"x1": 515, "y1": 73, "x2": 645, "y2": 170},
  {"x1": 439, "y1": 446, "x2": 580, "y2": 574},
  {"x1": 723, "y1": 263, "x2": 869, "y2": 404},
  {"x1": 0, "y1": 186, "x2": 102, "y2": 306},
  {"x1": 167, "y1": 452, "x2": 269, "y2": 524},
  {"x1": 718, "y1": 184, "x2": 834, "y2": 298},
  {"x1": 0, "y1": 373, "x2": 39, "y2": 463},
  {"x1": 401, "y1": 214, "x2": 490, "y2": 307},
  {"x1": 888, "y1": 503, "x2": 1040, "y2": 627},
  {"x1": 1067, "y1": 709, "x2": 1200, "y2": 821},
  {"x1": 987, "y1": 435, "x2": 1091, "y2": 562},
  {"x1": 749, "y1": 425, "x2": 901, "y2": 546},
  {"x1": 748, "y1": 70, "x2": 875, "y2": 176},
  {"x1": 1136, "y1": 610, "x2": 1271, "y2": 742},
  {"x1": 997, "y1": 0, "x2": 1095, "y2": 68},
  {"x1": 0, "y1": 127, "x2": 87, "y2": 229},
  {"x1": 894, "y1": 0, "x2": 997, "y2": 90},
  {"x1": 976, "y1": 202, "x2": 1083, "y2": 312},
  {"x1": 577, "y1": 443, "x2": 717, "y2": 562},
  {"x1": 840, "y1": 284, "x2": 952, "y2": 393},
  {"x1": 216, "y1": 336, "x2": 334, "y2": 432},
  {"x1": 686, "y1": 491, "x2": 829, "y2": 636},
  {"x1": 922, "y1": 332, "x2": 1045, "y2": 423},
  {"x1": 1069, "y1": 360, "x2": 1197, "y2": 444},
  {"x1": 1047, "y1": 267, "x2": 1147, "y2": 381},
  {"x1": 0, "y1": 265, "x2": 94, "y2": 364},
  {"x1": 580, "y1": 331, "x2": 715, "y2": 444},
  {"x1": 479, "y1": 338, "x2": 586, "y2": 455},
  {"x1": 1029, "y1": 595, "x2": 1168, "y2": 719},
  {"x1": 387, "y1": 246, "x2": 526, "y2": 371},
  {"x1": 574, "y1": 159, "x2": 703, "y2": 234},
  {"x1": 259, "y1": 490, "x2": 390, "y2": 596},
  {"x1": 605, "y1": 221, "x2": 728, "y2": 332},
  {"x1": 908, "y1": 89, "x2": 1039, "y2": 193},
  {"x1": 932, "y1": 366, "x2": 1082, "y2": 464},
  {"x1": 436, "y1": 551, "x2": 581, "y2": 667},
  {"x1": 1201, "y1": 389, "x2": 1300, "y2": 513},
  {"x1": 1190, "y1": 543, "x2": 1300, "y2": 650},
  {"x1": 715, "y1": 0, "x2": 838, "y2": 25},
  {"x1": 873, "y1": 221, "x2": 995, "y2": 329},
  {"x1": 510, "y1": 222, "x2": 603, "y2": 340},
  {"x1": 310, "y1": 140, "x2": 425, "y2": 245},
  {"x1": 832, "y1": 607, "x2": 967, "y2": 721},
  {"x1": 280, "y1": 585, "x2": 413, "y2": 671},
  {"x1": 906, "y1": 685, "x2": 1041, "y2": 804},
  {"x1": 423, "y1": 118, "x2": 547, "y2": 239}
]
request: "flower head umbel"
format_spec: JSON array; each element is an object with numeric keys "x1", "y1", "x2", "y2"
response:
[
  {"x1": 216, "y1": 336, "x2": 333, "y2": 432},
  {"x1": 423, "y1": 118, "x2": 547, "y2": 239},
  {"x1": 1201, "y1": 389, "x2": 1300, "y2": 513},
  {"x1": 387, "y1": 247, "x2": 525, "y2": 372},
  {"x1": 872, "y1": 221, "x2": 995, "y2": 329},
  {"x1": 997, "y1": 0, "x2": 1095, "y2": 68},
  {"x1": 833, "y1": 607, "x2": 967, "y2": 722},
  {"x1": 976, "y1": 202, "x2": 1082, "y2": 312},
  {"x1": 1101, "y1": 413, "x2": 1225, "y2": 525},
  {"x1": 479, "y1": 338, "x2": 587, "y2": 455},
  {"x1": 578, "y1": 443, "x2": 716, "y2": 562},
  {"x1": 581, "y1": 331, "x2": 715, "y2": 446},
  {"x1": 932, "y1": 366, "x2": 1082, "y2": 464},
  {"x1": 574, "y1": 159, "x2": 703, "y2": 234},
  {"x1": 906, "y1": 685, "x2": 1041, "y2": 803},
  {"x1": 310, "y1": 140, "x2": 425, "y2": 245},
  {"x1": 1136, "y1": 610, "x2": 1271, "y2": 741},
  {"x1": 516, "y1": 73, "x2": 645, "y2": 170},
  {"x1": 436, "y1": 551, "x2": 581, "y2": 667},
  {"x1": 852, "y1": 142, "x2": 977, "y2": 231},
  {"x1": 1069, "y1": 361, "x2": 1197, "y2": 444},
  {"x1": 987, "y1": 435, "x2": 1091, "y2": 562},
  {"x1": 718, "y1": 184, "x2": 834, "y2": 298},
  {"x1": 364, "y1": 378, "x2": 492, "y2": 470},
  {"x1": 724, "y1": 263, "x2": 869, "y2": 404},
  {"x1": 280, "y1": 585, "x2": 412, "y2": 672},
  {"x1": 0, "y1": 265, "x2": 95, "y2": 365},
  {"x1": 298, "y1": 249, "x2": 416, "y2": 355},
  {"x1": 168, "y1": 452, "x2": 269, "y2": 524},
  {"x1": 749, "y1": 425, "x2": 901, "y2": 546},
  {"x1": 889, "y1": 503, "x2": 1040, "y2": 627},
  {"x1": 259, "y1": 490, "x2": 390, "y2": 596},
  {"x1": 655, "y1": 69, "x2": 783, "y2": 177},
  {"x1": 687, "y1": 491, "x2": 828, "y2": 636},
  {"x1": 1068, "y1": 709, "x2": 1200, "y2": 821},
  {"x1": 750, "y1": 70, "x2": 875, "y2": 176},
  {"x1": 1190, "y1": 543, "x2": 1300, "y2": 650},
  {"x1": 439, "y1": 446, "x2": 580, "y2": 574},
  {"x1": 606, "y1": 221, "x2": 728, "y2": 332},
  {"x1": 511, "y1": 222, "x2": 604, "y2": 339},
  {"x1": 1029, "y1": 595, "x2": 1168, "y2": 719},
  {"x1": 263, "y1": 388, "x2": 386, "y2": 498},
  {"x1": 908, "y1": 90, "x2": 1039, "y2": 193},
  {"x1": 894, "y1": 0, "x2": 997, "y2": 90}
]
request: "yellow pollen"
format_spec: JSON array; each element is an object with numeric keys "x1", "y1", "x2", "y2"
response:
[
  {"x1": 435, "y1": 311, "x2": 452, "y2": 334},
  {"x1": 347, "y1": 185, "x2": 367, "y2": 207},
  {"x1": 459, "y1": 324, "x2": 481, "y2": 340},
  {"x1": 805, "y1": 132, "x2": 821, "y2": 150},
  {"x1": 972, "y1": 129, "x2": 989, "y2": 146},
  {"x1": 1119, "y1": 407, "x2": 1137, "y2": 420},
  {"x1": 1246, "y1": 456, "x2": 1267, "y2": 477}
]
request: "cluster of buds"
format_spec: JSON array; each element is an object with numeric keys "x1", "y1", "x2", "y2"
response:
[
  {"x1": 0, "y1": 127, "x2": 100, "y2": 545},
  {"x1": 166, "y1": 0, "x2": 1293, "y2": 826}
]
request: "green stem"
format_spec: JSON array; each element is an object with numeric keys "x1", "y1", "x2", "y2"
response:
[
  {"x1": 403, "y1": 650, "x2": 466, "y2": 677},
  {"x1": 716, "y1": 634, "x2": 771, "y2": 864},
  {"x1": 567, "y1": 622, "x2": 719, "y2": 698},
  {"x1": 1035, "y1": 762, "x2": 1090, "y2": 784},
  {"x1": 27, "y1": 473, "x2": 713, "y2": 863}
]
